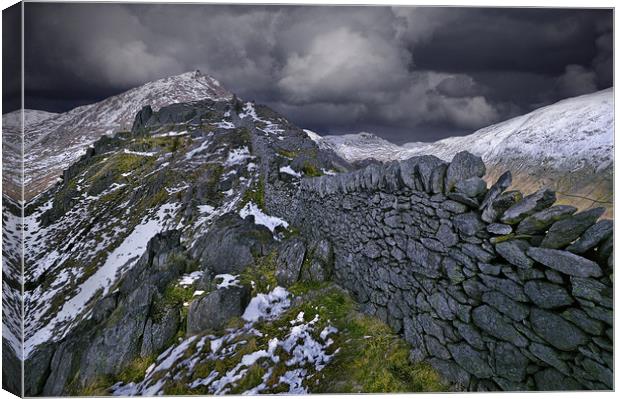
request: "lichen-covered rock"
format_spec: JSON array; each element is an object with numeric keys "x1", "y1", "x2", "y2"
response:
[
  {"x1": 570, "y1": 277, "x2": 609, "y2": 303},
  {"x1": 487, "y1": 223, "x2": 512, "y2": 235},
  {"x1": 530, "y1": 308, "x2": 588, "y2": 351},
  {"x1": 540, "y1": 207, "x2": 605, "y2": 249},
  {"x1": 524, "y1": 281, "x2": 573, "y2": 309},
  {"x1": 481, "y1": 190, "x2": 522, "y2": 223},
  {"x1": 566, "y1": 219, "x2": 613, "y2": 254},
  {"x1": 193, "y1": 214, "x2": 273, "y2": 274},
  {"x1": 453, "y1": 212, "x2": 485, "y2": 236},
  {"x1": 275, "y1": 238, "x2": 306, "y2": 287},
  {"x1": 495, "y1": 342, "x2": 528, "y2": 382},
  {"x1": 472, "y1": 305, "x2": 527, "y2": 347},
  {"x1": 526, "y1": 247, "x2": 603, "y2": 278},
  {"x1": 187, "y1": 286, "x2": 250, "y2": 334},
  {"x1": 534, "y1": 368, "x2": 583, "y2": 391},
  {"x1": 444, "y1": 151, "x2": 486, "y2": 193},
  {"x1": 436, "y1": 223, "x2": 459, "y2": 247},
  {"x1": 480, "y1": 171, "x2": 512, "y2": 210},
  {"x1": 529, "y1": 343, "x2": 571, "y2": 374},
  {"x1": 429, "y1": 358, "x2": 471, "y2": 388},
  {"x1": 500, "y1": 188, "x2": 556, "y2": 224},
  {"x1": 413, "y1": 156, "x2": 447, "y2": 193},
  {"x1": 495, "y1": 240, "x2": 533, "y2": 269},
  {"x1": 561, "y1": 308, "x2": 604, "y2": 335},
  {"x1": 479, "y1": 275, "x2": 528, "y2": 302},
  {"x1": 455, "y1": 177, "x2": 487, "y2": 198},
  {"x1": 447, "y1": 192, "x2": 480, "y2": 208},
  {"x1": 516, "y1": 205, "x2": 577, "y2": 235},
  {"x1": 429, "y1": 163, "x2": 448, "y2": 194},
  {"x1": 482, "y1": 291, "x2": 529, "y2": 321},
  {"x1": 448, "y1": 342, "x2": 493, "y2": 378}
]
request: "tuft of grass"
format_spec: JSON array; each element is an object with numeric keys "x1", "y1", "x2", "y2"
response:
[
  {"x1": 277, "y1": 148, "x2": 298, "y2": 158},
  {"x1": 150, "y1": 281, "x2": 194, "y2": 323},
  {"x1": 240, "y1": 177, "x2": 265, "y2": 210},
  {"x1": 116, "y1": 355, "x2": 156, "y2": 383},
  {"x1": 74, "y1": 375, "x2": 116, "y2": 396},
  {"x1": 239, "y1": 251, "x2": 278, "y2": 296},
  {"x1": 301, "y1": 162, "x2": 323, "y2": 177},
  {"x1": 282, "y1": 285, "x2": 448, "y2": 394}
]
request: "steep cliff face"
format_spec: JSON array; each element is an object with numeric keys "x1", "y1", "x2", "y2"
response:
[{"x1": 290, "y1": 153, "x2": 613, "y2": 390}]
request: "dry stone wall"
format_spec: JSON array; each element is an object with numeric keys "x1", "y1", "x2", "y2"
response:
[{"x1": 292, "y1": 151, "x2": 613, "y2": 391}]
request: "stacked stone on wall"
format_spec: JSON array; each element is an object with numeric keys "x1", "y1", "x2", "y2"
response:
[{"x1": 293, "y1": 151, "x2": 613, "y2": 391}]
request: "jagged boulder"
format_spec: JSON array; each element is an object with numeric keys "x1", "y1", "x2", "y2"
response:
[
  {"x1": 192, "y1": 214, "x2": 274, "y2": 274},
  {"x1": 187, "y1": 286, "x2": 250, "y2": 334},
  {"x1": 444, "y1": 151, "x2": 486, "y2": 192},
  {"x1": 275, "y1": 238, "x2": 307, "y2": 287},
  {"x1": 131, "y1": 104, "x2": 153, "y2": 132}
]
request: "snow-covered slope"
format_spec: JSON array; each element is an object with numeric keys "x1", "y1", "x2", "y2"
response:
[
  {"x1": 314, "y1": 132, "x2": 408, "y2": 163},
  {"x1": 2, "y1": 70, "x2": 233, "y2": 200},
  {"x1": 2, "y1": 109, "x2": 58, "y2": 130},
  {"x1": 318, "y1": 89, "x2": 614, "y2": 215}
]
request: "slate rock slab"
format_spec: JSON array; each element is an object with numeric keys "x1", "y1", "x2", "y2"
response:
[
  {"x1": 500, "y1": 188, "x2": 556, "y2": 224},
  {"x1": 530, "y1": 308, "x2": 588, "y2": 351},
  {"x1": 472, "y1": 305, "x2": 528, "y2": 347},
  {"x1": 540, "y1": 207, "x2": 605, "y2": 249},
  {"x1": 516, "y1": 205, "x2": 577, "y2": 235},
  {"x1": 495, "y1": 239, "x2": 533, "y2": 268},
  {"x1": 275, "y1": 238, "x2": 307, "y2": 286},
  {"x1": 526, "y1": 247, "x2": 603, "y2": 278},
  {"x1": 524, "y1": 281, "x2": 573, "y2": 308},
  {"x1": 566, "y1": 220, "x2": 613, "y2": 254}
]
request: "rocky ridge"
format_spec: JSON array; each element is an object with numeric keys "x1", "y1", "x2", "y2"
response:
[{"x1": 2, "y1": 71, "x2": 233, "y2": 201}]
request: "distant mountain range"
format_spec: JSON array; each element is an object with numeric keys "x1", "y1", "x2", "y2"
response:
[{"x1": 312, "y1": 89, "x2": 614, "y2": 217}]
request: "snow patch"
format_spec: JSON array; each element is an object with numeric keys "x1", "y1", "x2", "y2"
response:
[
  {"x1": 215, "y1": 274, "x2": 240, "y2": 289},
  {"x1": 239, "y1": 202, "x2": 289, "y2": 233},
  {"x1": 279, "y1": 165, "x2": 301, "y2": 178},
  {"x1": 242, "y1": 286, "x2": 291, "y2": 322}
]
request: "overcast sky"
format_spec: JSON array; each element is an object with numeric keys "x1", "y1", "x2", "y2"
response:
[{"x1": 17, "y1": 3, "x2": 613, "y2": 143}]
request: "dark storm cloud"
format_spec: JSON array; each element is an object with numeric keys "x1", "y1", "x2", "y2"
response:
[{"x1": 22, "y1": 3, "x2": 612, "y2": 143}]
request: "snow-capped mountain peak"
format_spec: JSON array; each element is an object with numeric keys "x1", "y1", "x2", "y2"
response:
[{"x1": 3, "y1": 71, "x2": 235, "y2": 200}]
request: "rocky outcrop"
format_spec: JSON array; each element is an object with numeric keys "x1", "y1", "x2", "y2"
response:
[
  {"x1": 187, "y1": 286, "x2": 250, "y2": 334},
  {"x1": 291, "y1": 151, "x2": 613, "y2": 391},
  {"x1": 25, "y1": 231, "x2": 188, "y2": 396}
]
